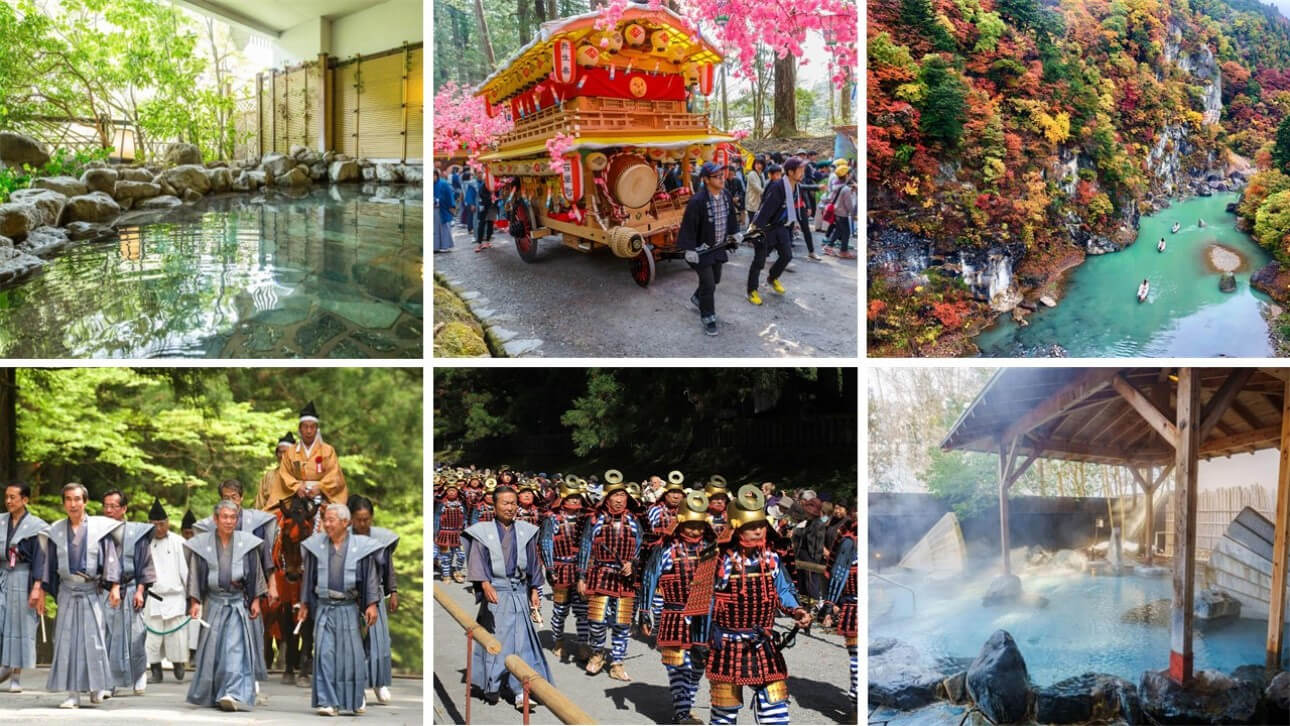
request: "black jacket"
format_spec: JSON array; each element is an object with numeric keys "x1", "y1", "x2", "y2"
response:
[
  {"x1": 753, "y1": 178, "x2": 805, "y2": 231},
  {"x1": 677, "y1": 185, "x2": 738, "y2": 265}
]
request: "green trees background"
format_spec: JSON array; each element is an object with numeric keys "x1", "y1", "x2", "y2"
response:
[
  {"x1": 435, "y1": 368, "x2": 858, "y2": 499},
  {"x1": 0, "y1": 367, "x2": 424, "y2": 673},
  {"x1": 0, "y1": 0, "x2": 248, "y2": 161}
]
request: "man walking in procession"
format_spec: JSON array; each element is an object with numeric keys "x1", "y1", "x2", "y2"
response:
[
  {"x1": 31, "y1": 483, "x2": 123, "y2": 709},
  {"x1": 144, "y1": 498, "x2": 189, "y2": 684},
  {"x1": 539, "y1": 479, "x2": 591, "y2": 664},
  {"x1": 298, "y1": 503, "x2": 384, "y2": 717},
  {"x1": 463, "y1": 486, "x2": 551, "y2": 710},
  {"x1": 101, "y1": 489, "x2": 156, "y2": 697},
  {"x1": 184, "y1": 500, "x2": 267, "y2": 712},
  {"x1": 577, "y1": 473, "x2": 641, "y2": 682},
  {"x1": 0, "y1": 483, "x2": 45, "y2": 693},
  {"x1": 349, "y1": 496, "x2": 399, "y2": 706}
]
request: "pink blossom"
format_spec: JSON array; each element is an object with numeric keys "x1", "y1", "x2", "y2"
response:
[
  {"x1": 432, "y1": 81, "x2": 514, "y2": 164},
  {"x1": 546, "y1": 132, "x2": 577, "y2": 173}
]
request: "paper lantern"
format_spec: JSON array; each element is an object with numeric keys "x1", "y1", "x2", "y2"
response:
[
  {"x1": 600, "y1": 30, "x2": 624, "y2": 53},
  {"x1": 624, "y1": 23, "x2": 647, "y2": 46},
  {"x1": 585, "y1": 152, "x2": 609, "y2": 171},
  {"x1": 576, "y1": 44, "x2": 601, "y2": 67},
  {"x1": 697, "y1": 63, "x2": 715, "y2": 95},
  {"x1": 562, "y1": 153, "x2": 583, "y2": 202},
  {"x1": 650, "y1": 30, "x2": 671, "y2": 53},
  {"x1": 647, "y1": 147, "x2": 668, "y2": 161},
  {"x1": 686, "y1": 144, "x2": 703, "y2": 159},
  {"x1": 552, "y1": 38, "x2": 577, "y2": 83},
  {"x1": 629, "y1": 76, "x2": 648, "y2": 98},
  {"x1": 714, "y1": 145, "x2": 730, "y2": 168}
]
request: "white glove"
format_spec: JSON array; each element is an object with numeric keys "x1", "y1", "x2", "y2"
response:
[{"x1": 684, "y1": 250, "x2": 699, "y2": 264}]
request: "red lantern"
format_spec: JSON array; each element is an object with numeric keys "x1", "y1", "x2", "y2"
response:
[
  {"x1": 714, "y1": 145, "x2": 729, "y2": 168},
  {"x1": 552, "y1": 38, "x2": 577, "y2": 84},
  {"x1": 697, "y1": 62, "x2": 715, "y2": 96},
  {"x1": 562, "y1": 153, "x2": 582, "y2": 202}
]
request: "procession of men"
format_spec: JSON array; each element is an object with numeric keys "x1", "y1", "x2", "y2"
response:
[
  {"x1": 0, "y1": 401, "x2": 403, "y2": 717},
  {"x1": 434, "y1": 465, "x2": 859, "y2": 724}
]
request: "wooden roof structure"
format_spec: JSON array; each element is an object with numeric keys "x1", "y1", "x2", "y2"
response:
[
  {"x1": 941, "y1": 367, "x2": 1290, "y2": 688},
  {"x1": 476, "y1": 6, "x2": 723, "y2": 107}
]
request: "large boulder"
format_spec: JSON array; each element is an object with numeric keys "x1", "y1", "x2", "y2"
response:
[
  {"x1": 966, "y1": 630, "x2": 1032, "y2": 724},
  {"x1": 982, "y1": 574, "x2": 1022, "y2": 606},
  {"x1": 0, "y1": 132, "x2": 50, "y2": 169},
  {"x1": 1267, "y1": 671, "x2": 1290, "y2": 723},
  {"x1": 8, "y1": 188, "x2": 67, "y2": 229},
  {"x1": 113, "y1": 181, "x2": 162, "y2": 204},
  {"x1": 64, "y1": 221, "x2": 113, "y2": 241},
  {"x1": 206, "y1": 167, "x2": 233, "y2": 193},
  {"x1": 361, "y1": 165, "x2": 378, "y2": 181},
  {"x1": 260, "y1": 153, "x2": 295, "y2": 178},
  {"x1": 1138, "y1": 668, "x2": 1260, "y2": 725},
  {"x1": 61, "y1": 191, "x2": 120, "y2": 224},
  {"x1": 375, "y1": 162, "x2": 402, "y2": 183},
  {"x1": 1122, "y1": 598, "x2": 1171, "y2": 626},
  {"x1": 117, "y1": 167, "x2": 155, "y2": 183},
  {"x1": 1036, "y1": 673, "x2": 1140, "y2": 724},
  {"x1": 163, "y1": 142, "x2": 202, "y2": 166},
  {"x1": 32, "y1": 176, "x2": 87, "y2": 197},
  {"x1": 868, "y1": 639, "x2": 945, "y2": 710},
  {"x1": 20, "y1": 226, "x2": 71, "y2": 256},
  {"x1": 137, "y1": 195, "x2": 182, "y2": 210},
  {"x1": 308, "y1": 163, "x2": 328, "y2": 181},
  {"x1": 81, "y1": 167, "x2": 118, "y2": 195},
  {"x1": 0, "y1": 202, "x2": 41, "y2": 241},
  {"x1": 277, "y1": 166, "x2": 311, "y2": 187},
  {"x1": 289, "y1": 144, "x2": 309, "y2": 161},
  {"x1": 0, "y1": 240, "x2": 44, "y2": 286},
  {"x1": 1195, "y1": 589, "x2": 1241, "y2": 627},
  {"x1": 329, "y1": 159, "x2": 360, "y2": 183},
  {"x1": 400, "y1": 164, "x2": 424, "y2": 184},
  {"x1": 159, "y1": 165, "x2": 211, "y2": 197}
]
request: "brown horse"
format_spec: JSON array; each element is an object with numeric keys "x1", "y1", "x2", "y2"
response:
[{"x1": 265, "y1": 494, "x2": 319, "y2": 686}]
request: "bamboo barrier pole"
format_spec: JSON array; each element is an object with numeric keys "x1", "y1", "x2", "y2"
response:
[
  {"x1": 505, "y1": 654, "x2": 597, "y2": 725},
  {"x1": 433, "y1": 586, "x2": 501, "y2": 654}
]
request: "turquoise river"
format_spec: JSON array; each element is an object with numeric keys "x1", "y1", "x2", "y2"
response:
[{"x1": 975, "y1": 192, "x2": 1276, "y2": 357}]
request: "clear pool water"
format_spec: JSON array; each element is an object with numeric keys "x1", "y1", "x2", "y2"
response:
[
  {"x1": 0, "y1": 185, "x2": 422, "y2": 358},
  {"x1": 870, "y1": 570, "x2": 1279, "y2": 686},
  {"x1": 974, "y1": 193, "x2": 1275, "y2": 357}
]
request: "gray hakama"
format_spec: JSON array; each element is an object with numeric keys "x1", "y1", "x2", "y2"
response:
[
  {"x1": 194, "y1": 508, "x2": 277, "y2": 680},
  {"x1": 300, "y1": 531, "x2": 383, "y2": 713},
  {"x1": 38, "y1": 516, "x2": 123, "y2": 694},
  {"x1": 183, "y1": 530, "x2": 266, "y2": 710},
  {"x1": 365, "y1": 526, "x2": 399, "y2": 689},
  {"x1": 462, "y1": 519, "x2": 551, "y2": 700},
  {"x1": 105, "y1": 521, "x2": 154, "y2": 690},
  {"x1": 1, "y1": 512, "x2": 46, "y2": 669}
]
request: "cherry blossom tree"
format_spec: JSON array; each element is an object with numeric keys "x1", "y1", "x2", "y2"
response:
[{"x1": 432, "y1": 81, "x2": 513, "y2": 168}]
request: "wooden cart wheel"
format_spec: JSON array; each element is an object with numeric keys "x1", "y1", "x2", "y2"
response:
[
  {"x1": 516, "y1": 230, "x2": 538, "y2": 262},
  {"x1": 631, "y1": 245, "x2": 656, "y2": 288}
]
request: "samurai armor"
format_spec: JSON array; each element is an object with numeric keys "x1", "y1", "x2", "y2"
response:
[{"x1": 436, "y1": 504, "x2": 465, "y2": 548}]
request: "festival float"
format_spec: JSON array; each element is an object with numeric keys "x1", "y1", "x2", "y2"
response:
[{"x1": 474, "y1": 5, "x2": 739, "y2": 286}]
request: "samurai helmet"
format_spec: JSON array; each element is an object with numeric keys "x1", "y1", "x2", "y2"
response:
[
  {"x1": 663, "y1": 470, "x2": 686, "y2": 494},
  {"x1": 604, "y1": 469, "x2": 624, "y2": 485},
  {"x1": 556, "y1": 478, "x2": 587, "y2": 503},
  {"x1": 669, "y1": 491, "x2": 715, "y2": 537},
  {"x1": 484, "y1": 477, "x2": 498, "y2": 493},
  {"x1": 727, "y1": 484, "x2": 769, "y2": 531},
  {"x1": 704, "y1": 474, "x2": 730, "y2": 500}
]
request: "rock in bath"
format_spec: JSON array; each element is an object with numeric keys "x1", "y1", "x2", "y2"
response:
[
  {"x1": 966, "y1": 630, "x2": 1032, "y2": 724},
  {"x1": 1139, "y1": 668, "x2": 1260, "y2": 725},
  {"x1": 982, "y1": 573, "x2": 1022, "y2": 606},
  {"x1": 1036, "y1": 672, "x2": 1140, "y2": 724},
  {"x1": 869, "y1": 639, "x2": 946, "y2": 710}
]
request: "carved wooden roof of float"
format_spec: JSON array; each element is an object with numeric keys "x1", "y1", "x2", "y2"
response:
[
  {"x1": 475, "y1": 6, "x2": 723, "y2": 106},
  {"x1": 941, "y1": 368, "x2": 1289, "y2": 466}
]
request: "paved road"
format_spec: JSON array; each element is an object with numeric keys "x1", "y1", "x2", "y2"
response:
[
  {"x1": 432, "y1": 580, "x2": 855, "y2": 725},
  {"x1": 0, "y1": 667, "x2": 423, "y2": 724},
  {"x1": 433, "y1": 224, "x2": 858, "y2": 358}
]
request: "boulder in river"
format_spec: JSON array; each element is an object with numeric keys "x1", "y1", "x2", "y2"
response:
[
  {"x1": 1195, "y1": 588, "x2": 1240, "y2": 627},
  {"x1": 1121, "y1": 598, "x2": 1171, "y2": 626},
  {"x1": 163, "y1": 142, "x2": 202, "y2": 166},
  {"x1": 0, "y1": 132, "x2": 50, "y2": 169},
  {"x1": 966, "y1": 630, "x2": 1032, "y2": 724},
  {"x1": 33, "y1": 176, "x2": 87, "y2": 197},
  {"x1": 61, "y1": 191, "x2": 120, "y2": 224},
  {"x1": 1219, "y1": 272, "x2": 1236, "y2": 293},
  {"x1": 8, "y1": 188, "x2": 67, "y2": 229},
  {"x1": 1266, "y1": 671, "x2": 1290, "y2": 723},
  {"x1": 868, "y1": 639, "x2": 946, "y2": 710},
  {"x1": 0, "y1": 201, "x2": 41, "y2": 241},
  {"x1": 982, "y1": 574, "x2": 1022, "y2": 606},
  {"x1": 1139, "y1": 668, "x2": 1260, "y2": 725},
  {"x1": 81, "y1": 168, "x2": 117, "y2": 195},
  {"x1": 1036, "y1": 672, "x2": 1140, "y2": 725}
]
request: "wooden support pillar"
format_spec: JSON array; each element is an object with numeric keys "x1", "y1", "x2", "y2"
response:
[
  {"x1": 999, "y1": 437, "x2": 1016, "y2": 576},
  {"x1": 1170, "y1": 368, "x2": 1200, "y2": 686},
  {"x1": 317, "y1": 53, "x2": 331, "y2": 153},
  {"x1": 1144, "y1": 482, "x2": 1155, "y2": 566},
  {"x1": 1267, "y1": 376, "x2": 1290, "y2": 671}
]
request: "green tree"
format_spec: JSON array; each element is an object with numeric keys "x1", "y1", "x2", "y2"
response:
[
  {"x1": 1254, "y1": 189, "x2": 1290, "y2": 264},
  {"x1": 917, "y1": 55, "x2": 968, "y2": 147},
  {"x1": 922, "y1": 447, "x2": 998, "y2": 518},
  {"x1": 899, "y1": 0, "x2": 955, "y2": 51},
  {"x1": 1274, "y1": 115, "x2": 1290, "y2": 174}
]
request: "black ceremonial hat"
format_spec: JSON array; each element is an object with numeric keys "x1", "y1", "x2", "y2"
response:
[
  {"x1": 148, "y1": 498, "x2": 167, "y2": 521},
  {"x1": 299, "y1": 401, "x2": 320, "y2": 422},
  {"x1": 181, "y1": 509, "x2": 196, "y2": 529}
]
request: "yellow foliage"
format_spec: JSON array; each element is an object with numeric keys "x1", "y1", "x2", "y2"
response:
[
  {"x1": 983, "y1": 157, "x2": 1007, "y2": 183},
  {"x1": 903, "y1": 179, "x2": 921, "y2": 196},
  {"x1": 895, "y1": 82, "x2": 925, "y2": 103}
]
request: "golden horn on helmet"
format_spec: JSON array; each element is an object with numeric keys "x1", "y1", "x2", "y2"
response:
[
  {"x1": 728, "y1": 484, "x2": 768, "y2": 530},
  {"x1": 605, "y1": 469, "x2": 624, "y2": 485},
  {"x1": 668, "y1": 470, "x2": 685, "y2": 485}
]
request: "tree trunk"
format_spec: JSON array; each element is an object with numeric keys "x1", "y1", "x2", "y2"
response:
[
  {"x1": 518, "y1": 0, "x2": 530, "y2": 44},
  {"x1": 534, "y1": 0, "x2": 547, "y2": 24},
  {"x1": 546, "y1": 0, "x2": 558, "y2": 21},
  {"x1": 770, "y1": 53, "x2": 797, "y2": 137},
  {"x1": 473, "y1": 0, "x2": 497, "y2": 69},
  {"x1": 0, "y1": 369, "x2": 15, "y2": 485},
  {"x1": 840, "y1": 75, "x2": 853, "y2": 125}
]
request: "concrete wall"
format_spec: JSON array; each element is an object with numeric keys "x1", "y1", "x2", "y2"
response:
[
  {"x1": 331, "y1": 0, "x2": 422, "y2": 59},
  {"x1": 276, "y1": 17, "x2": 331, "y2": 65}
]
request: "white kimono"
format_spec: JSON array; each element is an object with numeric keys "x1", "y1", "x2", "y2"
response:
[{"x1": 144, "y1": 531, "x2": 190, "y2": 664}]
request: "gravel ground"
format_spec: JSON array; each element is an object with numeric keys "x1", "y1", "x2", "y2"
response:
[
  {"x1": 433, "y1": 224, "x2": 858, "y2": 358},
  {"x1": 432, "y1": 580, "x2": 856, "y2": 724},
  {"x1": 0, "y1": 666, "x2": 422, "y2": 723}
]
